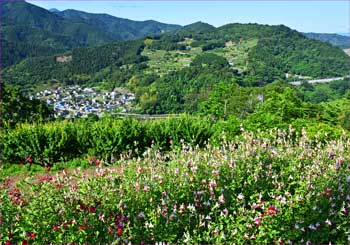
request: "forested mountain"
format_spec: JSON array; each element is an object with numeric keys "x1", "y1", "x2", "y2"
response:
[
  {"x1": 55, "y1": 9, "x2": 181, "y2": 41},
  {"x1": 3, "y1": 20, "x2": 350, "y2": 116},
  {"x1": 2, "y1": 0, "x2": 350, "y2": 117},
  {"x1": 177, "y1": 22, "x2": 216, "y2": 34},
  {"x1": 304, "y1": 32, "x2": 350, "y2": 49},
  {"x1": 0, "y1": 0, "x2": 181, "y2": 67}
]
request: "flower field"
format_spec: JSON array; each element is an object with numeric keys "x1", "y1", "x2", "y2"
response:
[{"x1": 1, "y1": 128, "x2": 350, "y2": 244}]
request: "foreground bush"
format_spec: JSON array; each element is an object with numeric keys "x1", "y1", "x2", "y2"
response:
[
  {"x1": 1, "y1": 116, "x2": 215, "y2": 166},
  {"x1": 2, "y1": 115, "x2": 346, "y2": 167},
  {"x1": 1, "y1": 128, "x2": 349, "y2": 244}
]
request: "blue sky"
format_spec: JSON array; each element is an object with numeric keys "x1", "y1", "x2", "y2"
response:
[{"x1": 28, "y1": 1, "x2": 350, "y2": 33}]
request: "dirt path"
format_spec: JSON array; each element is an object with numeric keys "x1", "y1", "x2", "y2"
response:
[{"x1": 1, "y1": 166, "x2": 122, "y2": 191}]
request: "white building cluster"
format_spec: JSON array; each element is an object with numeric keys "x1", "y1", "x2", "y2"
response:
[{"x1": 34, "y1": 85, "x2": 135, "y2": 118}]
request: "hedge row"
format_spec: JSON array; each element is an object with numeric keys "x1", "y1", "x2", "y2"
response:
[{"x1": 1, "y1": 115, "x2": 346, "y2": 166}]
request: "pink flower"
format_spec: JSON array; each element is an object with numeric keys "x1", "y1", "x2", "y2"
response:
[
  {"x1": 143, "y1": 185, "x2": 150, "y2": 192},
  {"x1": 117, "y1": 228, "x2": 123, "y2": 236},
  {"x1": 254, "y1": 216, "x2": 262, "y2": 226},
  {"x1": 218, "y1": 194, "x2": 225, "y2": 204},
  {"x1": 162, "y1": 208, "x2": 168, "y2": 217},
  {"x1": 26, "y1": 156, "x2": 33, "y2": 163},
  {"x1": 179, "y1": 204, "x2": 186, "y2": 215},
  {"x1": 252, "y1": 203, "x2": 260, "y2": 209},
  {"x1": 95, "y1": 159, "x2": 101, "y2": 166},
  {"x1": 78, "y1": 224, "x2": 86, "y2": 230},
  {"x1": 267, "y1": 206, "x2": 279, "y2": 216},
  {"x1": 62, "y1": 169, "x2": 67, "y2": 176},
  {"x1": 220, "y1": 208, "x2": 229, "y2": 216},
  {"x1": 27, "y1": 233, "x2": 36, "y2": 239},
  {"x1": 209, "y1": 180, "x2": 217, "y2": 187},
  {"x1": 99, "y1": 214, "x2": 105, "y2": 222}
]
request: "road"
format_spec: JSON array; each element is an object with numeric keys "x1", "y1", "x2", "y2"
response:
[
  {"x1": 111, "y1": 113, "x2": 181, "y2": 120},
  {"x1": 290, "y1": 75, "x2": 349, "y2": 86}
]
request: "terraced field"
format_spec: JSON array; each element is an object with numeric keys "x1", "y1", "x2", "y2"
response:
[{"x1": 141, "y1": 38, "x2": 258, "y2": 76}]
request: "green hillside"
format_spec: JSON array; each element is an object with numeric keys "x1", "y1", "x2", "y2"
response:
[
  {"x1": 3, "y1": 18, "x2": 350, "y2": 116},
  {"x1": 0, "y1": 0, "x2": 181, "y2": 67}
]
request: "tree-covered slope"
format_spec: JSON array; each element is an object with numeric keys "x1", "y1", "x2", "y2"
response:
[
  {"x1": 2, "y1": 39, "x2": 147, "y2": 90},
  {"x1": 303, "y1": 32, "x2": 350, "y2": 49},
  {"x1": 177, "y1": 21, "x2": 216, "y2": 34},
  {"x1": 245, "y1": 25, "x2": 350, "y2": 85},
  {"x1": 0, "y1": 0, "x2": 181, "y2": 67}
]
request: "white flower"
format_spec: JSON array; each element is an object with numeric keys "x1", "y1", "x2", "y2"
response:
[
  {"x1": 213, "y1": 202, "x2": 220, "y2": 209},
  {"x1": 183, "y1": 231, "x2": 190, "y2": 243},
  {"x1": 238, "y1": 193, "x2": 244, "y2": 200},
  {"x1": 204, "y1": 200, "x2": 211, "y2": 206},
  {"x1": 325, "y1": 219, "x2": 332, "y2": 226},
  {"x1": 187, "y1": 204, "x2": 195, "y2": 213},
  {"x1": 138, "y1": 212, "x2": 145, "y2": 219},
  {"x1": 281, "y1": 197, "x2": 287, "y2": 205},
  {"x1": 145, "y1": 221, "x2": 154, "y2": 229},
  {"x1": 98, "y1": 214, "x2": 105, "y2": 222},
  {"x1": 205, "y1": 215, "x2": 211, "y2": 221},
  {"x1": 308, "y1": 224, "x2": 316, "y2": 230}
]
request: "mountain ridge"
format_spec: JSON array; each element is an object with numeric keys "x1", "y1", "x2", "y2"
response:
[
  {"x1": 303, "y1": 32, "x2": 350, "y2": 49},
  {"x1": 1, "y1": 0, "x2": 181, "y2": 67}
]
